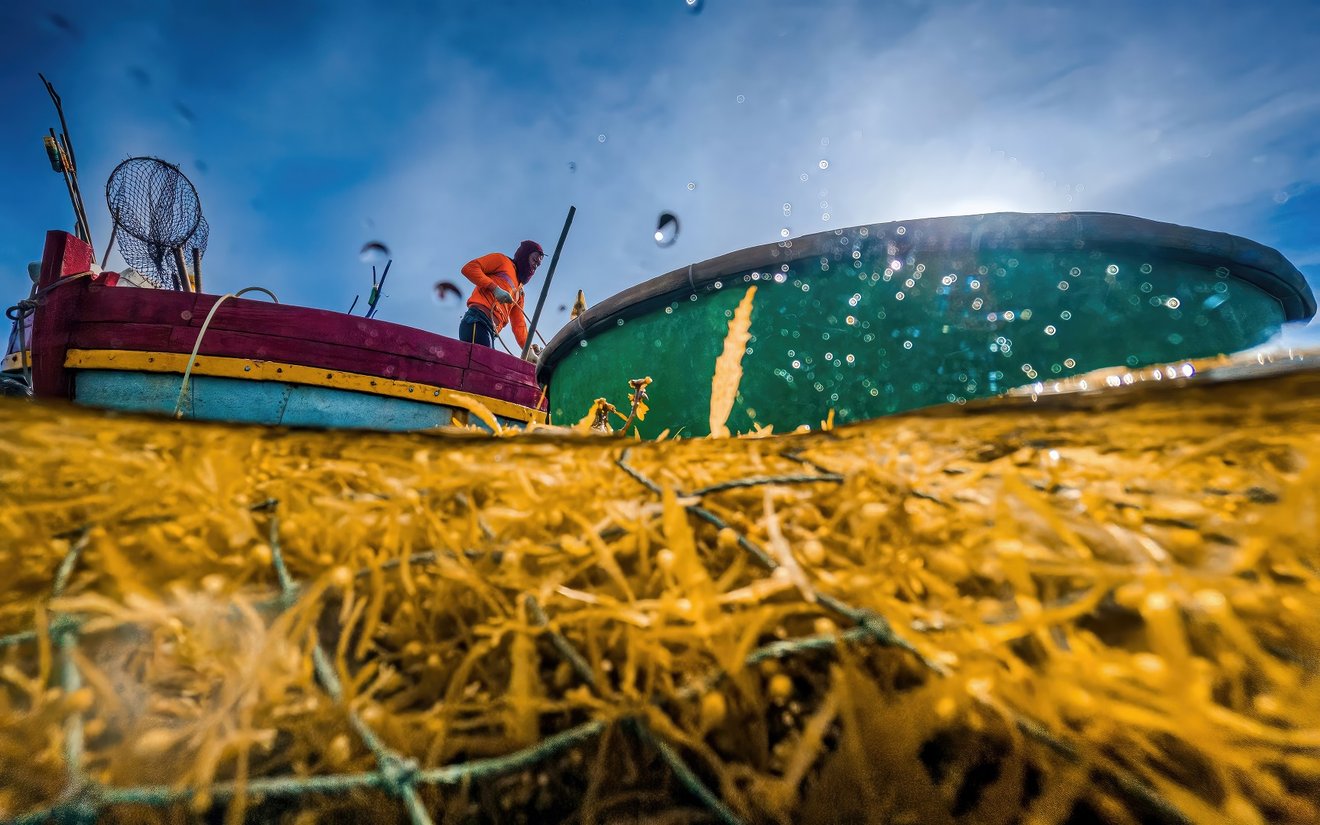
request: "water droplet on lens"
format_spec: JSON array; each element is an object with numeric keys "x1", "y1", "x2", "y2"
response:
[
  {"x1": 654, "y1": 212, "x2": 680, "y2": 247},
  {"x1": 568, "y1": 161, "x2": 576, "y2": 172},
  {"x1": 687, "y1": 181, "x2": 696, "y2": 190},
  {"x1": 433, "y1": 280, "x2": 461, "y2": 304},
  {"x1": 818, "y1": 159, "x2": 829, "y2": 170},
  {"x1": 780, "y1": 228, "x2": 791, "y2": 238},
  {"x1": 359, "y1": 241, "x2": 390, "y2": 265},
  {"x1": 684, "y1": 0, "x2": 704, "y2": 12},
  {"x1": 782, "y1": 202, "x2": 792, "y2": 214},
  {"x1": 597, "y1": 134, "x2": 607, "y2": 143},
  {"x1": 800, "y1": 173, "x2": 809, "y2": 182},
  {"x1": 736, "y1": 94, "x2": 745, "y2": 104}
]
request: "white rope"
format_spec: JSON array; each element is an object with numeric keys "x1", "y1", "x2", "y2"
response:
[{"x1": 173, "y1": 287, "x2": 279, "y2": 418}]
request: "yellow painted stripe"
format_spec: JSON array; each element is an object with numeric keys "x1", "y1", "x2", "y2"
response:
[
  {"x1": 3, "y1": 351, "x2": 31, "y2": 372},
  {"x1": 64, "y1": 348, "x2": 547, "y2": 424}
]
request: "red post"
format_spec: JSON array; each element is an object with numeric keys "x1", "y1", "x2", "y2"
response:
[{"x1": 31, "y1": 231, "x2": 95, "y2": 399}]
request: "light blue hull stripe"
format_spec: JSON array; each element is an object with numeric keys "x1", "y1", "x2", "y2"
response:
[{"x1": 74, "y1": 371, "x2": 518, "y2": 432}]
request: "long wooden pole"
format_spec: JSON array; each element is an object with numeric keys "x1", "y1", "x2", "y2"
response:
[
  {"x1": 521, "y1": 205, "x2": 575, "y2": 360},
  {"x1": 192, "y1": 246, "x2": 203, "y2": 293}
]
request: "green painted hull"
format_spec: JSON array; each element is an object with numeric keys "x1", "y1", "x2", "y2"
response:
[{"x1": 539, "y1": 213, "x2": 1315, "y2": 438}]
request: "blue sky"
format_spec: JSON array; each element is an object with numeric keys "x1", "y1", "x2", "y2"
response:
[{"x1": 3, "y1": 0, "x2": 1318, "y2": 342}]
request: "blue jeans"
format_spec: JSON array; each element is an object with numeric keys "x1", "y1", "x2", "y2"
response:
[{"x1": 459, "y1": 307, "x2": 495, "y2": 348}]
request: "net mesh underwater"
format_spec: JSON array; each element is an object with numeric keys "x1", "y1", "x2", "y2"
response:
[{"x1": 1, "y1": 307, "x2": 1318, "y2": 824}]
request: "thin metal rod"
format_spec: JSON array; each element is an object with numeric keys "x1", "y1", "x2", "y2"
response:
[
  {"x1": 49, "y1": 128, "x2": 88, "y2": 244},
  {"x1": 100, "y1": 222, "x2": 118, "y2": 270},
  {"x1": 40, "y1": 75, "x2": 94, "y2": 250},
  {"x1": 521, "y1": 205, "x2": 575, "y2": 359},
  {"x1": 39, "y1": 74, "x2": 80, "y2": 172},
  {"x1": 60, "y1": 133, "x2": 93, "y2": 250}
]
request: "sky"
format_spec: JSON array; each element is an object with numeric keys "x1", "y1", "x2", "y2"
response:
[{"x1": 2, "y1": 0, "x2": 1318, "y2": 345}]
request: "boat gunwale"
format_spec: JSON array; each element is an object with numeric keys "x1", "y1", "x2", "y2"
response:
[{"x1": 536, "y1": 211, "x2": 1316, "y2": 381}]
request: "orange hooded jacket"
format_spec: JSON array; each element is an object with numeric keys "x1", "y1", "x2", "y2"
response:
[{"x1": 460, "y1": 253, "x2": 528, "y2": 348}]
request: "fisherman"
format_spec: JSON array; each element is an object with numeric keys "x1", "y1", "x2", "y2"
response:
[{"x1": 458, "y1": 240, "x2": 544, "y2": 351}]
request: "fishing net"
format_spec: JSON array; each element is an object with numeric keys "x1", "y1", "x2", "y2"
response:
[
  {"x1": 1, "y1": 353, "x2": 1317, "y2": 824},
  {"x1": 105, "y1": 157, "x2": 206, "y2": 290}
]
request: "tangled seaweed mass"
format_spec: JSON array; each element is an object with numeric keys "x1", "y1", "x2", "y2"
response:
[{"x1": 1, "y1": 360, "x2": 1318, "y2": 824}]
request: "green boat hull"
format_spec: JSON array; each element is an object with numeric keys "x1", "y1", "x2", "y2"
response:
[{"x1": 538, "y1": 212, "x2": 1315, "y2": 438}]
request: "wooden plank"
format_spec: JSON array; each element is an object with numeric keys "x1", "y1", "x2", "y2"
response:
[
  {"x1": 67, "y1": 321, "x2": 468, "y2": 390},
  {"x1": 469, "y1": 344, "x2": 537, "y2": 380},
  {"x1": 31, "y1": 231, "x2": 95, "y2": 399},
  {"x1": 68, "y1": 321, "x2": 174, "y2": 351},
  {"x1": 76, "y1": 288, "x2": 475, "y2": 371},
  {"x1": 459, "y1": 369, "x2": 543, "y2": 408}
]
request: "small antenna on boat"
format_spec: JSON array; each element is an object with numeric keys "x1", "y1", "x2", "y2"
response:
[{"x1": 365, "y1": 260, "x2": 392, "y2": 319}]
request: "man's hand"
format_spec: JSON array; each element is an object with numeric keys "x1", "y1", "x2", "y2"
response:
[{"x1": 492, "y1": 286, "x2": 514, "y2": 304}]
